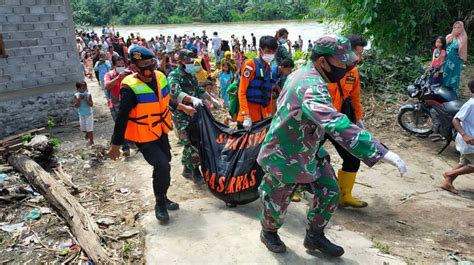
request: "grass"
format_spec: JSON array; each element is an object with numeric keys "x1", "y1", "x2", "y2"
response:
[{"x1": 371, "y1": 237, "x2": 390, "y2": 254}]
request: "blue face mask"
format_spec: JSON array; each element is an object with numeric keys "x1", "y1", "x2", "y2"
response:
[
  {"x1": 184, "y1": 64, "x2": 200, "y2": 74},
  {"x1": 116, "y1": 66, "x2": 125, "y2": 73}
]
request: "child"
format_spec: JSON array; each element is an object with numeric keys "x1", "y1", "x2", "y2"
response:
[
  {"x1": 218, "y1": 62, "x2": 234, "y2": 109},
  {"x1": 200, "y1": 80, "x2": 218, "y2": 109},
  {"x1": 427, "y1": 36, "x2": 446, "y2": 85},
  {"x1": 74, "y1": 81, "x2": 94, "y2": 146},
  {"x1": 224, "y1": 81, "x2": 239, "y2": 126},
  {"x1": 442, "y1": 79, "x2": 474, "y2": 194},
  {"x1": 212, "y1": 61, "x2": 221, "y2": 80},
  {"x1": 93, "y1": 54, "x2": 111, "y2": 98}
]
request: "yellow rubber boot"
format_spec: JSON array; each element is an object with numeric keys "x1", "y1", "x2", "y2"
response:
[{"x1": 337, "y1": 170, "x2": 368, "y2": 208}]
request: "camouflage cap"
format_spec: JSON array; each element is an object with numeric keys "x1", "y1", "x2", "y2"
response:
[
  {"x1": 314, "y1": 34, "x2": 358, "y2": 64},
  {"x1": 178, "y1": 49, "x2": 196, "y2": 62}
]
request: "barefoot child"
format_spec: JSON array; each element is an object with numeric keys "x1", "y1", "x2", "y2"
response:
[
  {"x1": 74, "y1": 81, "x2": 94, "y2": 146},
  {"x1": 442, "y1": 79, "x2": 474, "y2": 193}
]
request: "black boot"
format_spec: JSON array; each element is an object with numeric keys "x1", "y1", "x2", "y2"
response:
[
  {"x1": 304, "y1": 226, "x2": 344, "y2": 257},
  {"x1": 155, "y1": 197, "x2": 169, "y2": 223},
  {"x1": 182, "y1": 167, "x2": 193, "y2": 179},
  {"x1": 165, "y1": 196, "x2": 179, "y2": 211},
  {"x1": 260, "y1": 229, "x2": 287, "y2": 253},
  {"x1": 192, "y1": 167, "x2": 205, "y2": 185}
]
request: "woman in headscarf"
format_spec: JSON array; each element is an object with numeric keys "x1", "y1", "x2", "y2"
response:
[{"x1": 443, "y1": 21, "x2": 468, "y2": 94}]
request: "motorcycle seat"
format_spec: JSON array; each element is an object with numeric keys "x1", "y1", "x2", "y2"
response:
[{"x1": 442, "y1": 100, "x2": 465, "y2": 116}]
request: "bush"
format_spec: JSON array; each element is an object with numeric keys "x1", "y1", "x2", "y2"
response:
[{"x1": 167, "y1": 15, "x2": 192, "y2": 24}]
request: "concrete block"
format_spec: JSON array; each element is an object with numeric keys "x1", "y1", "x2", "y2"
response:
[
  {"x1": 5, "y1": 0, "x2": 20, "y2": 5},
  {"x1": 34, "y1": 23, "x2": 49, "y2": 30},
  {"x1": 18, "y1": 64, "x2": 35, "y2": 72},
  {"x1": 25, "y1": 31, "x2": 43, "y2": 38},
  {"x1": 29, "y1": 5, "x2": 45, "y2": 14},
  {"x1": 0, "y1": 16, "x2": 6, "y2": 23},
  {"x1": 11, "y1": 73, "x2": 27, "y2": 81},
  {"x1": 51, "y1": 0, "x2": 63, "y2": 4},
  {"x1": 22, "y1": 79, "x2": 38, "y2": 88},
  {"x1": 49, "y1": 60, "x2": 64, "y2": 68},
  {"x1": 41, "y1": 69, "x2": 55, "y2": 76},
  {"x1": 36, "y1": 0, "x2": 51, "y2": 4},
  {"x1": 30, "y1": 46, "x2": 46, "y2": 55},
  {"x1": 37, "y1": 77, "x2": 53, "y2": 86},
  {"x1": 18, "y1": 23, "x2": 34, "y2": 31},
  {"x1": 11, "y1": 47, "x2": 32, "y2": 57},
  {"x1": 55, "y1": 28, "x2": 69, "y2": 37},
  {"x1": 42, "y1": 30, "x2": 57, "y2": 37},
  {"x1": 44, "y1": 45, "x2": 60, "y2": 53},
  {"x1": 20, "y1": 0, "x2": 35, "y2": 4},
  {"x1": 0, "y1": 0, "x2": 5, "y2": 5},
  {"x1": 48, "y1": 22, "x2": 62, "y2": 29},
  {"x1": 37, "y1": 38, "x2": 52, "y2": 45},
  {"x1": 44, "y1": 5, "x2": 60, "y2": 13},
  {"x1": 2, "y1": 24, "x2": 18, "y2": 32},
  {"x1": 6, "y1": 15, "x2": 22, "y2": 23},
  {"x1": 20, "y1": 39, "x2": 38, "y2": 47},
  {"x1": 53, "y1": 13, "x2": 68, "y2": 21},
  {"x1": 12, "y1": 6, "x2": 29, "y2": 14},
  {"x1": 3, "y1": 40, "x2": 21, "y2": 49},
  {"x1": 0, "y1": 75, "x2": 12, "y2": 83},
  {"x1": 53, "y1": 51, "x2": 68, "y2": 60},
  {"x1": 5, "y1": 31, "x2": 26, "y2": 39},
  {"x1": 6, "y1": 57, "x2": 24, "y2": 65},
  {"x1": 0, "y1": 6, "x2": 13, "y2": 14},
  {"x1": 39, "y1": 54, "x2": 53, "y2": 61},
  {"x1": 55, "y1": 68, "x2": 70, "y2": 75},
  {"x1": 39, "y1": 14, "x2": 54, "y2": 21},
  {"x1": 5, "y1": 81, "x2": 23, "y2": 92},
  {"x1": 23, "y1": 15, "x2": 40, "y2": 22},
  {"x1": 24, "y1": 55, "x2": 40, "y2": 63}
]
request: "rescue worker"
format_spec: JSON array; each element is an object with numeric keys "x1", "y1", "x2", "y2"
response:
[
  {"x1": 108, "y1": 46, "x2": 196, "y2": 223},
  {"x1": 326, "y1": 34, "x2": 369, "y2": 208},
  {"x1": 257, "y1": 35, "x2": 408, "y2": 257},
  {"x1": 168, "y1": 49, "x2": 219, "y2": 184},
  {"x1": 237, "y1": 36, "x2": 278, "y2": 130}
]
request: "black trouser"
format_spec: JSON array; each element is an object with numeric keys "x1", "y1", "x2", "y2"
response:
[
  {"x1": 327, "y1": 135, "x2": 360, "y2": 173},
  {"x1": 136, "y1": 135, "x2": 172, "y2": 200}
]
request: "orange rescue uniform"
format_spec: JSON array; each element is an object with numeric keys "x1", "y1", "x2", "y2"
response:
[
  {"x1": 327, "y1": 67, "x2": 363, "y2": 121},
  {"x1": 237, "y1": 59, "x2": 275, "y2": 122}
]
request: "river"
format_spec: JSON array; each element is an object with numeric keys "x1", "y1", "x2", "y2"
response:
[{"x1": 94, "y1": 20, "x2": 333, "y2": 50}]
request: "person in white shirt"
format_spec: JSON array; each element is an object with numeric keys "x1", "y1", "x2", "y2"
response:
[
  {"x1": 442, "y1": 79, "x2": 474, "y2": 194},
  {"x1": 211, "y1": 32, "x2": 222, "y2": 62}
]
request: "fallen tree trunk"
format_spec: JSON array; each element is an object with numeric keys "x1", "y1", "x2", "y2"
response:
[{"x1": 8, "y1": 154, "x2": 111, "y2": 264}]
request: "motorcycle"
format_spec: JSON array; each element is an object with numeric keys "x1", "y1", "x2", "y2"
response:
[{"x1": 397, "y1": 70, "x2": 464, "y2": 153}]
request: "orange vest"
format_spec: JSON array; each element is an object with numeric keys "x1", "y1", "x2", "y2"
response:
[
  {"x1": 121, "y1": 71, "x2": 172, "y2": 143},
  {"x1": 327, "y1": 67, "x2": 363, "y2": 121}
]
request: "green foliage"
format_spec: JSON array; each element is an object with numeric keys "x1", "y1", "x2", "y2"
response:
[
  {"x1": 71, "y1": 0, "x2": 317, "y2": 26},
  {"x1": 292, "y1": 50, "x2": 308, "y2": 61},
  {"x1": 321, "y1": 0, "x2": 472, "y2": 56},
  {"x1": 245, "y1": 52, "x2": 258, "y2": 59},
  {"x1": 20, "y1": 133, "x2": 32, "y2": 143},
  {"x1": 357, "y1": 49, "x2": 425, "y2": 94},
  {"x1": 47, "y1": 119, "x2": 56, "y2": 129},
  {"x1": 49, "y1": 137, "x2": 61, "y2": 148}
]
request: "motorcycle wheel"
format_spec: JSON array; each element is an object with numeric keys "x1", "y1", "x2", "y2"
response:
[{"x1": 397, "y1": 107, "x2": 433, "y2": 136}]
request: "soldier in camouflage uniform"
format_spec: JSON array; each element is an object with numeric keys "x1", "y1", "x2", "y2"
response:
[
  {"x1": 256, "y1": 35, "x2": 408, "y2": 257},
  {"x1": 168, "y1": 49, "x2": 219, "y2": 184}
]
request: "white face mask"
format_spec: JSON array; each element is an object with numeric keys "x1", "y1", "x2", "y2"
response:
[{"x1": 262, "y1": 53, "x2": 275, "y2": 64}]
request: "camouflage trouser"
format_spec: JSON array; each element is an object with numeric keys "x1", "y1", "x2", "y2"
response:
[
  {"x1": 258, "y1": 156, "x2": 339, "y2": 231},
  {"x1": 174, "y1": 119, "x2": 200, "y2": 171}
]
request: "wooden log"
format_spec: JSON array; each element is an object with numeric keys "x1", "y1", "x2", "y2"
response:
[{"x1": 8, "y1": 154, "x2": 111, "y2": 264}]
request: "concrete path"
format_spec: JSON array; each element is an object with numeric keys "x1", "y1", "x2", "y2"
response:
[{"x1": 143, "y1": 197, "x2": 405, "y2": 265}]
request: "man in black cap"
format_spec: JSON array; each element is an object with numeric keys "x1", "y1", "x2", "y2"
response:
[
  {"x1": 168, "y1": 49, "x2": 219, "y2": 185},
  {"x1": 108, "y1": 46, "x2": 196, "y2": 223}
]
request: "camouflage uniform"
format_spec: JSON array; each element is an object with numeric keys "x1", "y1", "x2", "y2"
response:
[
  {"x1": 257, "y1": 61, "x2": 389, "y2": 231},
  {"x1": 169, "y1": 64, "x2": 210, "y2": 172}
]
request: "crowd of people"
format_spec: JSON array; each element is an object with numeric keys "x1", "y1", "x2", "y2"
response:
[{"x1": 71, "y1": 21, "x2": 470, "y2": 258}]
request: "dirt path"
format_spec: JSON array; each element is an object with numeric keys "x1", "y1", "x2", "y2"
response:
[{"x1": 56, "y1": 72, "x2": 474, "y2": 264}]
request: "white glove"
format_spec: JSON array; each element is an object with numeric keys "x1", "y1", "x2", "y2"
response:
[
  {"x1": 190, "y1": 96, "x2": 203, "y2": 107},
  {"x1": 211, "y1": 98, "x2": 221, "y2": 109},
  {"x1": 356, "y1": 120, "x2": 365, "y2": 129},
  {"x1": 243, "y1": 115, "x2": 252, "y2": 130},
  {"x1": 381, "y1": 151, "x2": 407, "y2": 177}
]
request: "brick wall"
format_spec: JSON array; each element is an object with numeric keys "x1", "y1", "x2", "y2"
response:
[{"x1": 0, "y1": 0, "x2": 83, "y2": 137}]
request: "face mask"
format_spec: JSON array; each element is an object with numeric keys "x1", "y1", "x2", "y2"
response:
[
  {"x1": 279, "y1": 38, "x2": 287, "y2": 44},
  {"x1": 116, "y1": 66, "x2": 125, "y2": 73},
  {"x1": 184, "y1": 64, "x2": 200, "y2": 74},
  {"x1": 138, "y1": 64, "x2": 155, "y2": 78},
  {"x1": 261, "y1": 53, "x2": 275, "y2": 64},
  {"x1": 322, "y1": 61, "x2": 347, "y2": 83}
]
